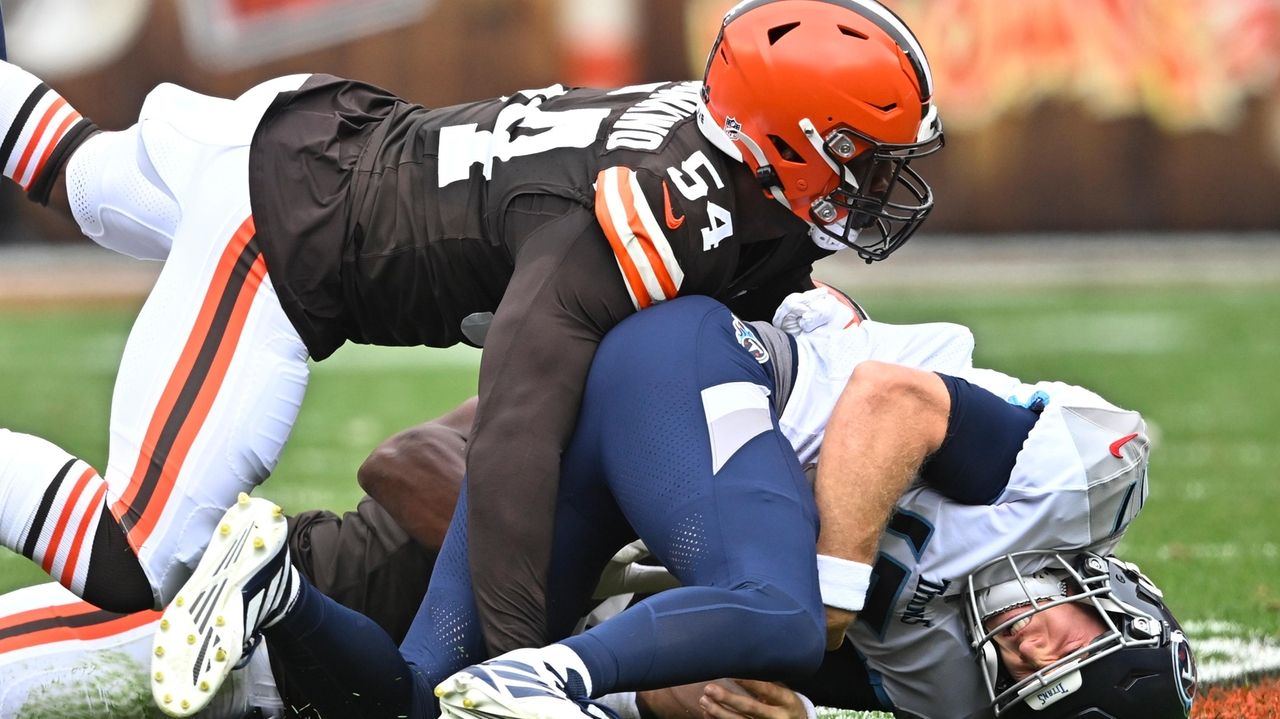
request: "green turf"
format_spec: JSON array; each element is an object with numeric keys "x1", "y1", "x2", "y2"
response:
[{"x1": 1, "y1": 284, "x2": 1277, "y2": 641}]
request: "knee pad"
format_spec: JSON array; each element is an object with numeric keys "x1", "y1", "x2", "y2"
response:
[
  {"x1": 63, "y1": 75, "x2": 309, "y2": 262},
  {"x1": 66, "y1": 126, "x2": 178, "y2": 261}
]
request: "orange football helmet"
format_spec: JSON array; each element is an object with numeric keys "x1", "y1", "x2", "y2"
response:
[{"x1": 698, "y1": 0, "x2": 944, "y2": 261}]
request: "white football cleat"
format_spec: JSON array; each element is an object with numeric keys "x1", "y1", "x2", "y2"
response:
[
  {"x1": 436, "y1": 648, "x2": 615, "y2": 719},
  {"x1": 150, "y1": 492, "x2": 294, "y2": 717}
]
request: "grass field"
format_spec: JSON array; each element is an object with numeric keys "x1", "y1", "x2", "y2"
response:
[{"x1": 1, "y1": 278, "x2": 1278, "y2": 706}]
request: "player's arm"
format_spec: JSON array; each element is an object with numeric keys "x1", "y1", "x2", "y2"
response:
[
  {"x1": 355, "y1": 397, "x2": 475, "y2": 550},
  {"x1": 466, "y1": 206, "x2": 637, "y2": 653},
  {"x1": 812, "y1": 362, "x2": 951, "y2": 648},
  {"x1": 633, "y1": 680, "x2": 811, "y2": 719}
]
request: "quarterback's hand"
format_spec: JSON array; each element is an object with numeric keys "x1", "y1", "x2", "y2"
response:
[
  {"x1": 771, "y1": 286, "x2": 858, "y2": 336},
  {"x1": 825, "y1": 606, "x2": 855, "y2": 650},
  {"x1": 591, "y1": 540, "x2": 681, "y2": 599},
  {"x1": 700, "y1": 680, "x2": 808, "y2": 719}
]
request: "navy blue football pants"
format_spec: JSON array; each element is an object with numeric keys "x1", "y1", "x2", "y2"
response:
[{"x1": 263, "y1": 296, "x2": 826, "y2": 718}]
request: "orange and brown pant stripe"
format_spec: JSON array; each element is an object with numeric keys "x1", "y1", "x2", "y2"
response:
[{"x1": 112, "y1": 216, "x2": 268, "y2": 551}]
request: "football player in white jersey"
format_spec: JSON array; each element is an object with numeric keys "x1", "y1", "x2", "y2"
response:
[
  {"x1": 152, "y1": 290, "x2": 1196, "y2": 719},
  {"x1": 658, "y1": 288, "x2": 1198, "y2": 719}
]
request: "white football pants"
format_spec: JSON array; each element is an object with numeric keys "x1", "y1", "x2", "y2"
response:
[{"x1": 1, "y1": 74, "x2": 314, "y2": 605}]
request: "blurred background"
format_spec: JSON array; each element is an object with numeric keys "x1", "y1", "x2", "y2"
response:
[{"x1": 1, "y1": 0, "x2": 1279, "y2": 243}]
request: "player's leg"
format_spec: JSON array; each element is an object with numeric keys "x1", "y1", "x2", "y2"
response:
[
  {"x1": 274, "y1": 490, "x2": 482, "y2": 719},
  {"x1": 563, "y1": 297, "x2": 826, "y2": 692},
  {"x1": 1, "y1": 59, "x2": 98, "y2": 219},
  {"x1": 159, "y1": 379, "x2": 622, "y2": 718},
  {"x1": 251, "y1": 493, "x2": 452, "y2": 715},
  {"x1": 278, "y1": 440, "x2": 625, "y2": 717},
  {"x1": 286, "y1": 496, "x2": 440, "y2": 642},
  {"x1": 155, "y1": 410, "x2": 476, "y2": 719},
  {"x1": 255, "y1": 491, "x2": 475, "y2": 719},
  {"x1": 0, "y1": 582, "x2": 283, "y2": 718},
  {"x1": 2, "y1": 56, "x2": 168, "y2": 258},
  {"x1": 0, "y1": 75, "x2": 313, "y2": 614},
  {"x1": 437, "y1": 297, "x2": 826, "y2": 719},
  {"x1": 153, "y1": 494, "x2": 444, "y2": 718},
  {"x1": 0, "y1": 56, "x2": 164, "y2": 600},
  {"x1": 0, "y1": 583, "x2": 163, "y2": 716}
]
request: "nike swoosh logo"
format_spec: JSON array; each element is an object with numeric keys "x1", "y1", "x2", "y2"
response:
[
  {"x1": 1109, "y1": 432, "x2": 1140, "y2": 458},
  {"x1": 662, "y1": 181, "x2": 685, "y2": 230}
]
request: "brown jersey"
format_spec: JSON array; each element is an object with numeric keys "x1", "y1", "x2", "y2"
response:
[{"x1": 247, "y1": 74, "x2": 829, "y2": 651}]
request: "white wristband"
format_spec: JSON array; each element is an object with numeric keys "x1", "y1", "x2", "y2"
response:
[
  {"x1": 816, "y1": 554, "x2": 873, "y2": 612},
  {"x1": 796, "y1": 692, "x2": 819, "y2": 719}
]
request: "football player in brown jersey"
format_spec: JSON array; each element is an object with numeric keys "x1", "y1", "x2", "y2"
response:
[{"x1": 0, "y1": 0, "x2": 942, "y2": 675}]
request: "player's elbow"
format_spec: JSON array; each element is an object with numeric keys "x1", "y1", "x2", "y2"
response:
[{"x1": 358, "y1": 424, "x2": 465, "y2": 501}]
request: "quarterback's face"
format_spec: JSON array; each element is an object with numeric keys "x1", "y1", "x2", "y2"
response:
[{"x1": 985, "y1": 602, "x2": 1106, "y2": 681}]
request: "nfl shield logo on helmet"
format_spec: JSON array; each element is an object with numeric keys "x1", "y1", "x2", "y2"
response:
[{"x1": 723, "y1": 116, "x2": 742, "y2": 140}]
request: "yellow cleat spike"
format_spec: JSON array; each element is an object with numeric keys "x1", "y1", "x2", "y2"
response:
[
  {"x1": 435, "y1": 687, "x2": 446, "y2": 698},
  {"x1": 463, "y1": 698, "x2": 476, "y2": 709},
  {"x1": 220, "y1": 523, "x2": 231, "y2": 536},
  {"x1": 254, "y1": 537, "x2": 266, "y2": 549},
  {"x1": 215, "y1": 648, "x2": 227, "y2": 662},
  {"x1": 154, "y1": 672, "x2": 164, "y2": 683},
  {"x1": 187, "y1": 634, "x2": 196, "y2": 645},
  {"x1": 176, "y1": 596, "x2": 185, "y2": 607},
  {"x1": 272, "y1": 505, "x2": 283, "y2": 517},
  {"x1": 216, "y1": 615, "x2": 225, "y2": 627},
  {"x1": 159, "y1": 619, "x2": 169, "y2": 631},
  {"x1": 163, "y1": 694, "x2": 172, "y2": 704},
  {"x1": 181, "y1": 699, "x2": 190, "y2": 710},
  {"x1": 154, "y1": 646, "x2": 165, "y2": 658},
  {"x1": 200, "y1": 680, "x2": 210, "y2": 692},
  {"x1": 238, "y1": 492, "x2": 250, "y2": 505}
]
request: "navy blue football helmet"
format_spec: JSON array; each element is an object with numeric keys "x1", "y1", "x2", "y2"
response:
[{"x1": 964, "y1": 551, "x2": 1197, "y2": 718}]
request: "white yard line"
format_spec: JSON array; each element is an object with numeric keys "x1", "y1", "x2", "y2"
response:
[{"x1": 1182, "y1": 621, "x2": 1280, "y2": 685}]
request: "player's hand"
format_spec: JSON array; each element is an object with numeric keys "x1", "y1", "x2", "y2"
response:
[
  {"x1": 699, "y1": 679, "x2": 807, "y2": 719},
  {"x1": 825, "y1": 606, "x2": 855, "y2": 650},
  {"x1": 771, "y1": 287, "x2": 857, "y2": 335}
]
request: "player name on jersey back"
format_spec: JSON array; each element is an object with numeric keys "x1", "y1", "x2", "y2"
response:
[{"x1": 606, "y1": 82, "x2": 702, "y2": 152}]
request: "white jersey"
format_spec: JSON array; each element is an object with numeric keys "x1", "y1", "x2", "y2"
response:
[
  {"x1": 777, "y1": 304, "x2": 1150, "y2": 719},
  {"x1": 0, "y1": 583, "x2": 282, "y2": 719},
  {"x1": 779, "y1": 317, "x2": 977, "y2": 466}
]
